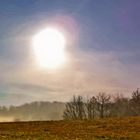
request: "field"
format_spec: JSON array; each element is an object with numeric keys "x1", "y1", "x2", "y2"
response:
[{"x1": 0, "y1": 117, "x2": 140, "y2": 140}]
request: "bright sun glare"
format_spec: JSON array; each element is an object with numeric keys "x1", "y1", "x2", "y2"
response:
[{"x1": 32, "y1": 27, "x2": 66, "y2": 69}]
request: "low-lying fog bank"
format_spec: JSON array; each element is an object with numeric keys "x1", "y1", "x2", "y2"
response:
[{"x1": 0, "y1": 101, "x2": 66, "y2": 122}]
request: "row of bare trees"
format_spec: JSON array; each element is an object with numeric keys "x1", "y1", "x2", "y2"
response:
[{"x1": 63, "y1": 89, "x2": 140, "y2": 120}]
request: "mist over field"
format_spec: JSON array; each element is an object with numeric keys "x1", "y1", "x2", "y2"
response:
[
  {"x1": 1, "y1": 0, "x2": 140, "y2": 107},
  {"x1": 0, "y1": 0, "x2": 140, "y2": 139},
  {"x1": 0, "y1": 102, "x2": 65, "y2": 122}
]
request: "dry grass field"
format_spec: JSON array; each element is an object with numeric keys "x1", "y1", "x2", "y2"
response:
[{"x1": 0, "y1": 117, "x2": 139, "y2": 140}]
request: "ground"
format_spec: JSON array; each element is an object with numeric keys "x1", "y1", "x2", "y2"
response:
[{"x1": 0, "y1": 117, "x2": 139, "y2": 140}]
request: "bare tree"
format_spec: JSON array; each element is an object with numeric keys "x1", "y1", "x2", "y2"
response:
[
  {"x1": 86, "y1": 96, "x2": 97, "y2": 119},
  {"x1": 96, "y1": 93, "x2": 111, "y2": 118},
  {"x1": 63, "y1": 96, "x2": 86, "y2": 120},
  {"x1": 130, "y1": 89, "x2": 140, "y2": 116},
  {"x1": 110, "y1": 94, "x2": 130, "y2": 117},
  {"x1": 63, "y1": 90, "x2": 140, "y2": 120}
]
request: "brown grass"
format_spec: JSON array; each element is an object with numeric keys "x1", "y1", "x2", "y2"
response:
[{"x1": 0, "y1": 117, "x2": 139, "y2": 140}]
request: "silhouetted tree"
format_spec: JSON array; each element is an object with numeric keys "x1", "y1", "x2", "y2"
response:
[
  {"x1": 86, "y1": 96, "x2": 97, "y2": 119},
  {"x1": 63, "y1": 96, "x2": 86, "y2": 120},
  {"x1": 96, "y1": 93, "x2": 111, "y2": 118},
  {"x1": 110, "y1": 94, "x2": 130, "y2": 117},
  {"x1": 130, "y1": 89, "x2": 140, "y2": 116}
]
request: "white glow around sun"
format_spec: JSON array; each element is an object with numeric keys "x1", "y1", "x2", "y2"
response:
[{"x1": 32, "y1": 27, "x2": 66, "y2": 69}]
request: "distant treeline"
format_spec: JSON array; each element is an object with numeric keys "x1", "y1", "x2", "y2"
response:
[
  {"x1": 63, "y1": 89, "x2": 140, "y2": 120},
  {"x1": 0, "y1": 101, "x2": 65, "y2": 121},
  {"x1": 0, "y1": 89, "x2": 139, "y2": 121}
]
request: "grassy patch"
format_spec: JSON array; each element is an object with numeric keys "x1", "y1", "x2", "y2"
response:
[{"x1": 0, "y1": 117, "x2": 139, "y2": 140}]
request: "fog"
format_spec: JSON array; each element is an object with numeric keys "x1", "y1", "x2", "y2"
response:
[{"x1": 0, "y1": 101, "x2": 65, "y2": 122}]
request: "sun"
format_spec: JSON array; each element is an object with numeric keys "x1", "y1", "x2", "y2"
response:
[{"x1": 32, "y1": 27, "x2": 66, "y2": 69}]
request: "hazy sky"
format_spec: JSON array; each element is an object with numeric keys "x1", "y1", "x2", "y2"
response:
[{"x1": 0, "y1": 0, "x2": 140, "y2": 105}]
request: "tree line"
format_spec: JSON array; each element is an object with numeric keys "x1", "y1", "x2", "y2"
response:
[
  {"x1": 63, "y1": 89, "x2": 140, "y2": 120},
  {"x1": 0, "y1": 101, "x2": 65, "y2": 121}
]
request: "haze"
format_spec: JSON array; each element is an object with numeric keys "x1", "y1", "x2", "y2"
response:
[{"x1": 0, "y1": 0, "x2": 140, "y2": 106}]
